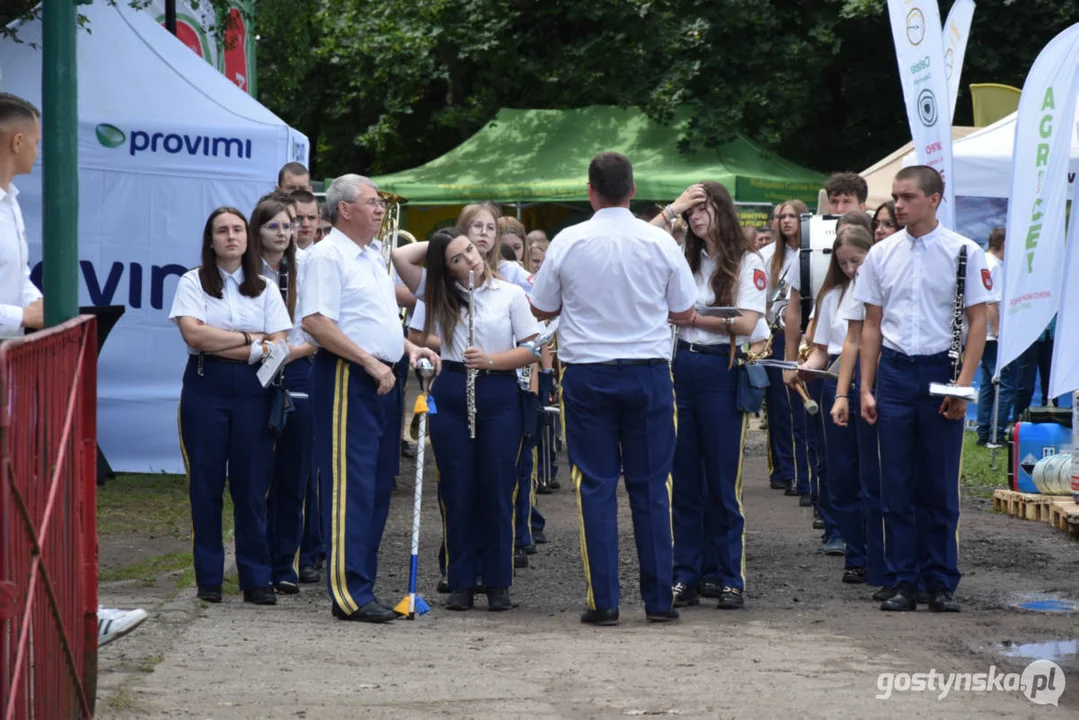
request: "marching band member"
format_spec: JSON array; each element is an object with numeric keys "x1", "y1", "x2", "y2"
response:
[
  {"x1": 170, "y1": 207, "x2": 291, "y2": 606},
  {"x1": 301, "y1": 175, "x2": 439, "y2": 623},
  {"x1": 254, "y1": 199, "x2": 318, "y2": 593},
  {"x1": 457, "y1": 203, "x2": 534, "y2": 292},
  {"x1": 498, "y1": 216, "x2": 528, "y2": 263},
  {"x1": 530, "y1": 152, "x2": 697, "y2": 625},
  {"x1": 856, "y1": 166, "x2": 990, "y2": 612},
  {"x1": 525, "y1": 235, "x2": 548, "y2": 274},
  {"x1": 652, "y1": 182, "x2": 765, "y2": 610},
  {"x1": 760, "y1": 200, "x2": 811, "y2": 499},
  {"x1": 797, "y1": 226, "x2": 873, "y2": 584},
  {"x1": 393, "y1": 230, "x2": 540, "y2": 611}
]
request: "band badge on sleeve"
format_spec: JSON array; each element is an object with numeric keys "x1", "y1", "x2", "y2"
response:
[
  {"x1": 981, "y1": 269, "x2": 993, "y2": 291},
  {"x1": 753, "y1": 269, "x2": 767, "y2": 291}
]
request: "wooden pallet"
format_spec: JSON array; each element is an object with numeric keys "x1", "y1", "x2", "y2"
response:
[
  {"x1": 992, "y1": 490, "x2": 1056, "y2": 522},
  {"x1": 1049, "y1": 500, "x2": 1079, "y2": 538},
  {"x1": 993, "y1": 489, "x2": 1079, "y2": 537}
]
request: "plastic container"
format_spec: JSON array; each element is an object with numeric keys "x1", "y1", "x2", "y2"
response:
[
  {"x1": 1031, "y1": 454, "x2": 1072, "y2": 495},
  {"x1": 1008, "y1": 421, "x2": 1071, "y2": 494}
]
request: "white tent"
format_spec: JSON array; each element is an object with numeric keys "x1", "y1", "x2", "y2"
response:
[
  {"x1": 861, "y1": 127, "x2": 977, "y2": 209},
  {"x1": 0, "y1": 1, "x2": 308, "y2": 472},
  {"x1": 902, "y1": 105, "x2": 1079, "y2": 198}
]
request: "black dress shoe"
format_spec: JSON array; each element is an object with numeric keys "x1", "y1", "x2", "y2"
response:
[
  {"x1": 514, "y1": 547, "x2": 529, "y2": 569},
  {"x1": 646, "y1": 607, "x2": 680, "y2": 622},
  {"x1": 928, "y1": 589, "x2": 961, "y2": 613},
  {"x1": 298, "y1": 565, "x2": 320, "y2": 584},
  {"x1": 333, "y1": 600, "x2": 397, "y2": 623},
  {"x1": 532, "y1": 529, "x2": 548, "y2": 544},
  {"x1": 197, "y1": 585, "x2": 222, "y2": 603},
  {"x1": 274, "y1": 580, "x2": 300, "y2": 595},
  {"x1": 700, "y1": 579, "x2": 722, "y2": 599},
  {"x1": 437, "y1": 576, "x2": 450, "y2": 594},
  {"x1": 881, "y1": 585, "x2": 917, "y2": 611},
  {"x1": 314, "y1": 557, "x2": 325, "y2": 571},
  {"x1": 536, "y1": 483, "x2": 553, "y2": 495},
  {"x1": 672, "y1": 582, "x2": 700, "y2": 607},
  {"x1": 812, "y1": 517, "x2": 826, "y2": 529},
  {"x1": 784, "y1": 485, "x2": 799, "y2": 497},
  {"x1": 842, "y1": 567, "x2": 866, "y2": 584},
  {"x1": 486, "y1": 588, "x2": 512, "y2": 611},
  {"x1": 872, "y1": 585, "x2": 896, "y2": 601},
  {"x1": 581, "y1": 607, "x2": 619, "y2": 626},
  {"x1": 525, "y1": 543, "x2": 538, "y2": 555},
  {"x1": 717, "y1": 586, "x2": 744, "y2": 609},
  {"x1": 548, "y1": 478, "x2": 561, "y2": 490},
  {"x1": 445, "y1": 591, "x2": 474, "y2": 611},
  {"x1": 770, "y1": 479, "x2": 791, "y2": 490},
  {"x1": 798, "y1": 494, "x2": 813, "y2": 507},
  {"x1": 243, "y1": 586, "x2": 278, "y2": 605}
]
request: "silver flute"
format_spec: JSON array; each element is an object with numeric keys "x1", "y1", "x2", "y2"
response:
[{"x1": 467, "y1": 270, "x2": 477, "y2": 439}]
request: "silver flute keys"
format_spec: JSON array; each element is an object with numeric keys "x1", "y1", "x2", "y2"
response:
[
  {"x1": 467, "y1": 270, "x2": 477, "y2": 439},
  {"x1": 948, "y1": 245, "x2": 968, "y2": 383}
]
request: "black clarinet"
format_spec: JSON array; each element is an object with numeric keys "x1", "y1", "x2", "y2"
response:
[{"x1": 947, "y1": 245, "x2": 967, "y2": 383}]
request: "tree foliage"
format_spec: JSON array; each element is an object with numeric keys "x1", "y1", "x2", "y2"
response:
[{"x1": 4, "y1": 0, "x2": 1079, "y2": 183}]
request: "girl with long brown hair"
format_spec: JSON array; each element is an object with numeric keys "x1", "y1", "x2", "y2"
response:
[
  {"x1": 654, "y1": 182, "x2": 765, "y2": 610},
  {"x1": 252, "y1": 199, "x2": 319, "y2": 594},
  {"x1": 392, "y1": 228, "x2": 540, "y2": 611},
  {"x1": 799, "y1": 226, "x2": 873, "y2": 585},
  {"x1": 761, "y1": 200, "x2": 812, "y2": 503},
  {"x1": 169, "y1": 207, "x2": 292, "y2": 606}
]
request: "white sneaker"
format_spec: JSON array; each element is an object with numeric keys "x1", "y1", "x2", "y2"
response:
[{"x1": 97, "y1": 607, "x2": 148, "y2": 647}]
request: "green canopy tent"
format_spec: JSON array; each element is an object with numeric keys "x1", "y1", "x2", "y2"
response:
[{"x1": 371, "y1": 106, "x2": 824, "y2": 206}]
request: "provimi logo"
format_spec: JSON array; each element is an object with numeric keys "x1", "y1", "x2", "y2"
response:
[{"x1": 95, "y1": 123, "x2": 253, "y2": 160}]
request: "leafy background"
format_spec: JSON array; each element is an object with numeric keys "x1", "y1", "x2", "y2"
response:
[{"x1": 3, "y1": 0, "x2": 1078, "y2": 181}]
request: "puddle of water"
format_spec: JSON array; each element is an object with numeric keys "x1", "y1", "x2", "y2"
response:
[
  {"x1": 999, "y1": 639, "x2": 1079, "y2": 662},
  {"x1": 1007, "y1": 593, "x2": 1078, "y2": 613}
]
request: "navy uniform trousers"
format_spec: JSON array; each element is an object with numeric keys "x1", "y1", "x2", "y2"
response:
[
  {"x1": 179, "y1": 355, "x2": 274, "y2": 590},
  {"x1": 671, "y1": 346, "x2": 747, "y2": 592},
  {"x1": 514, "y1": 399, "x2": 547, "y2": 550},
  {"x1": 267, "y1": 357, "x2": 314, "y2": 584},
  {"x1": 311, "y1": 350, "x2": 400, "y2": 612},
  {"x1": 856, "y1": 408, "x2": 892, "y2": 588},
  {"x1": 764, "y1": 330, "x2": 811, "y2": 494},
  {"x1": 820, "y1": 371, "x2": 865, "y2": 569},
  {"x1": 876, "y1": 348, "x2": 963, "y2": 592},
  {"x1": 429, "y1": 365, "x2": 522, "y2": 591},
  {"x1": 562, "y1": 361, "x2": 676, "y2": 614},
  {"x1": 806, "y1": 379, "x2": 838, "y2": 541}
]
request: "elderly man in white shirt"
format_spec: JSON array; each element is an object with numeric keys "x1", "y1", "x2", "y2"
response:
[
  {"x1": 300, "y1": 174, "x2": 439, "y2": 624},
  {"x1": 0, "y1": 93, "x2": 43, "y2": 338}
]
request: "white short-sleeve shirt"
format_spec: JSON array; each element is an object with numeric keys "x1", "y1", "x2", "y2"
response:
[
  {"x1": 853, "y1": 224, "x2": 991, "y2": 356},
  {"x1": 498, "y1": 259, "x2": 534, "y2": 295},
  {"x1": 529, "y1": 207, "x2": 696, "y2": 363},
  {"x1": 839, "y1": 276, "x2": 866, "y2": 323},
  {"x1": 680, "y1": 250, "x2": 768, "y2": 346},
  {"x1": 169, "y1": 267, "x2": 292, "y2": 354},
  {"x1": 812, "y1": 285, "x2": 852, "y2": 356},
  {"x1": 415, "y1": 278, "x2": 538, "y2": 362},
  {"x1": 260, "y1": 254, "x2": 311, "y2": 348},
  {"x1": 759, "y1": 241, "x2": 797, "y2": 325},
  {"x1": 0, "y1": 184, "x2": 43, "y2": 338},
  {"x1": 299, "y1": 228, "x2": 405, "y2": 363},
  {"x1": 985, "y1": 252, "x2": 1003, "y2": 341}
]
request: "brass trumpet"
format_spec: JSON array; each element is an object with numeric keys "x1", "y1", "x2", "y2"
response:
[
  {"x1": 793, "y1": 339, "x2": 819, "y2": 415},
  {"x1": 376, "y1": 190, "x2": 407, "y2": 274}
]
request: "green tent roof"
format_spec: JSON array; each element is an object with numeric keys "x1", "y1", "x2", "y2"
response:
[{"x1": 371, "y1": 106, "x2": 823, "y2": 206}]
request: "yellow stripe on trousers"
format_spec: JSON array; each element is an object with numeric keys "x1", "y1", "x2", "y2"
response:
[
  {"x1": 571, "y1": 465, "x2": 596, "y2": 610},
  {"x1": 330, "y1": 359, "x2": 359, "y2": 613},
  {"x1": 734, "y1": 412, "x2": 749, "y2": 587}
]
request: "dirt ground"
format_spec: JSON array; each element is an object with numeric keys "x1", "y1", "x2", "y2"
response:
[{"x1": 95, "y1": 414, "x2": 1079, "y2": 718}]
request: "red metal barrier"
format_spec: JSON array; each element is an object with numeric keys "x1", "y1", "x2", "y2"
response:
[{"x1": 1, "y1": 317, "x2": 99, "y2": 720}]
